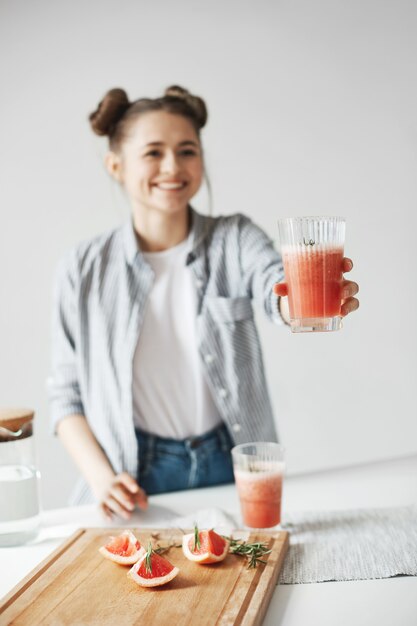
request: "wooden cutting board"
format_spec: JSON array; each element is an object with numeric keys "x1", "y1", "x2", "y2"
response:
[{"x1": 0, "y1": 527, "x2": 289, "y2": 626}]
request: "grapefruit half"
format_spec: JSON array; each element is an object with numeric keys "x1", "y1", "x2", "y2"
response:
[
  {"x1": 182, "y1": 528, "x2": 230, "y2": 564},
  {"x1": 99, "y1": 530, "x2": 145, "y2": 565},
  {"x1": 128, "y1": 549, "x2": 180, "y2": 587}
]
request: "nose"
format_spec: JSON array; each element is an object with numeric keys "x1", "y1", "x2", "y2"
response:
[{"x1": 160, "y1": 151, "x2": 180, "y2": 175}]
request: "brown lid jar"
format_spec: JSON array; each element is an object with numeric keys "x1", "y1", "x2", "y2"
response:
[{"x1": 0, "y1": 408, "x2": 35, "y2": 442}]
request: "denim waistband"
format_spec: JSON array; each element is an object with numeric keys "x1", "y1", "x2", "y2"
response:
[{"x1": 135, "y1": 422, "x2": 232, "y2": 454}]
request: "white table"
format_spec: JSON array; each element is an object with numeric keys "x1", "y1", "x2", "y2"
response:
[{"x1": 1, "y1": 455, "x2": 417, "y2": 626}]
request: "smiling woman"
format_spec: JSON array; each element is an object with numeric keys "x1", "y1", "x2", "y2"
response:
[
  {"x1": 104, "y1": 110, "x2": 204, "y2": 250},
  {"x1": 90, "y1": 86, "x2": 206, "y2": 251},
  {"x1": 48, "y1": 85, "x2": 359, "y2": 520}
]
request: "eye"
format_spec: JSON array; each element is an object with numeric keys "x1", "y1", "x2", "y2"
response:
[
  {"x1": 144, "y1": 149, "x2": 161, "y2": 158},
  {"x1": 179, "y1": 149, "x2": 199, "y2": 157}
]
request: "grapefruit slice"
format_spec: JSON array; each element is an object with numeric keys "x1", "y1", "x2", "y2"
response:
[
  {"x1": 128, "y1": 544, "x2": 180, "y2": 587},
  {"x1": 99, "y1": 530, "x2": 145, "y2": 565},
  {"x1": 182, "y1": 527, "x2": 230, "y2": 564}
]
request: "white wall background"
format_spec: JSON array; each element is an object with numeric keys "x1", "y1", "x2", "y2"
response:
[{"x1": 1, "y1": 0, "x2": 416, "y2": 509}]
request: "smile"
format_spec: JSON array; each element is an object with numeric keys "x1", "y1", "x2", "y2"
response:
[{"x1": 154, "y1": 182, "x2": 187, "y2": 190}]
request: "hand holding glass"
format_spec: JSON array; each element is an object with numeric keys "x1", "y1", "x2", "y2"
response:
[{"x1": 277, "y1": 216, "x2": 346, "y2": 332}]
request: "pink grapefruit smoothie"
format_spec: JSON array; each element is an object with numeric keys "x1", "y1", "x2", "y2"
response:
[
  {"x1": 283, "y1": 246, "x2": 344, "y2": 319},
  {"x1": 234, "y1": 467, "x2": 284, "y2": 528}
]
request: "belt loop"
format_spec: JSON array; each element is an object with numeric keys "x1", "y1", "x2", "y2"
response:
[
  {"x1": 145, "y1": 432, "x2": 156, "y2": 472},
  {"x1": 217, "y1": 423, "x2": 230, "y2": 452}
]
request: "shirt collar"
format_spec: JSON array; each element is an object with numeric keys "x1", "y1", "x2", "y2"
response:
[
  {"x1": 122, "y1": 206, "x2": 214, "y2": 266},
  {"x1": 122, "y1": 218, "x2": 141, "y2": 266}
]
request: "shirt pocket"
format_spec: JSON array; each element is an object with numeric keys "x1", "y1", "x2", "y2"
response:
[{"x1": 204, "y1": 296, "x2": 254, "y2": 323}]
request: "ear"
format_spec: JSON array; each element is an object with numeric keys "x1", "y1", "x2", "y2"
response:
[{"x1": 105, "y1": 151, "x2": 123, "y2": 183}]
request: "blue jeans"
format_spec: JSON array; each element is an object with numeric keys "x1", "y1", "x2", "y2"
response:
[{"x1": 135, "y1": 423, "x2": 235, "y2": 495}]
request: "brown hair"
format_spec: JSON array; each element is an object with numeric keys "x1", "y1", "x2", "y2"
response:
[{"x1": 89, "y1": 85, "x2": 208, "y2": 151}]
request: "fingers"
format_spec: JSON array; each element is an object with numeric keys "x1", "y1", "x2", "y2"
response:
[
  {"x1": 273, "y1": 282, "x2": 288, "y2": 296},
  {"x1": 118, "y1": 472, "x2": 140, "y2": 495},
  {"x1": 341, "y1": 297, "x2": 360, "y2": 317},
  {"x1": 342, "y1": 257, "x2": 353, "y2": 272},
  {"x1": 118, "y1": 472, "x2": 148, "y2": 510},
  {"x1": 100, "y1": 502, "x2": 113, "y2": 522},
  {"x1": 99, "y1": 473, "x2": 148, "y2": 520},
  {"x1": 102, "y1": 494, "x2": 130, "y2": 520},
  {"x1": 135, "y1": 487, "x2": 148, "y2": 510},
  {"x1": 341, "y1": 279, "x2": 359, "y2": 300},
  {"x1": 108, "y1": 484, "x2": 136, "y2": 519},
  {"x1": 340, "y1": 278, "x2": 360, "y2": 317}
]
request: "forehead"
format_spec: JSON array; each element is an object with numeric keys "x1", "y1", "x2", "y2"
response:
[{"x1": 126, "y1": 110, "x2": 199, "y2": 147}]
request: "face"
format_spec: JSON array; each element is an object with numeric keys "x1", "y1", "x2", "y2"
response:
[{"x1": 107, "y1": 110, "x2": 204, "y2": 219}]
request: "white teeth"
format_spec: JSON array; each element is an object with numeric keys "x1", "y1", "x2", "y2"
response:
[{"x1": 156, "y1": 182, "x2": 185, "y2": 190}]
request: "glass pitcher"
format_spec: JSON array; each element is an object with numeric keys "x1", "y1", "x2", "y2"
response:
[{"x1": 0, "y1": 408, "x2": 41, "y2": 546}]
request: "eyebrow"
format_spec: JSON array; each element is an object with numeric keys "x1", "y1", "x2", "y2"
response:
[{"x1": 142, "y1": 140, "x2": 199, "y2": 148}]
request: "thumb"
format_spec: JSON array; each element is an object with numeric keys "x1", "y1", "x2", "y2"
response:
[{"x1": 273, "y1": 282, "x2": 288, "y2": 297}]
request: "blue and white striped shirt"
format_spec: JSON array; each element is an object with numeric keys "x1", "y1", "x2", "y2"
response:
[{"x1": 48, "y1": 208, "x2": 285, "y2": 503}]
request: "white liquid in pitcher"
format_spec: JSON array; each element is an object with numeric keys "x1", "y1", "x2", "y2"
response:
[{"x1": 0, "y1": 464, "x2": 40, "y2": 546}]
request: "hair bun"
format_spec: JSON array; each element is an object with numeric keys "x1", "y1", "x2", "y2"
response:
[
  {"x1": 89, "y1": 88, "x2": 130, "y2": 136},
  {"x1": 164, "y1": 85, "x2": 207, "y2": 129}
]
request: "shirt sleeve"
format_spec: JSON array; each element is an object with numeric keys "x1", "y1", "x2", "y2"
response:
[
  {"x1": 47, "y1": 251, "x2": 85, "y2": 434},
  {"x1": 238, "y1": 215, "x2": 287, "y2": 325}
]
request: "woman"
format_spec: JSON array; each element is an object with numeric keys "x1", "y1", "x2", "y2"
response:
[{"x1": 48, "y1": 85, "x2": 359, "y2": 519}]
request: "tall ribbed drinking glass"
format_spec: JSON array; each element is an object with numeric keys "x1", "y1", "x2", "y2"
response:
[
  {"x1": 232, "y1": 442, "x2": 285, "y2": 529},
  {"x1": 277, "y1": 216, "x2": 346, "y2": 332}
]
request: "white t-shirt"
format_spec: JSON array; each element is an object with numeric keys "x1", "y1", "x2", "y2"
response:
[{"x1": 132, "y1": 237, "x2": 221, "y2": 439}]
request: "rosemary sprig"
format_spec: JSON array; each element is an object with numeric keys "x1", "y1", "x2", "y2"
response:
[
  {"x1": 151, "y1": 531, "x2": 182, "y2": 555},
  {"x1": 193, "y1": 523, "x2": 201, "y2": 551},
  {"x1": 145, "y1": 541, "x2": 153, "y2": 574},
  {"x1": 225, "y1": 537, "x2": 272, "y2": 569},
  {"x1": 154, "y1": 542, "x2": 182, "y2": 555},
  {"x1": 148, "y1": 527, "x2": 271, "y2": 569}
]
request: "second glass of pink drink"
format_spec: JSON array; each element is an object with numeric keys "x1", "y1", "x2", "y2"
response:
[
  {"x1": 277, "y1": 216, "x2": 346, "y2": 332},
  {"x1": 232, "y1": 442, "x2": 285, "y2": 529}
]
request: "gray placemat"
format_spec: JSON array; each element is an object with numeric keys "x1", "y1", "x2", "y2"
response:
[{"x1": 279, "y1": 504, "x2": 417, "y2": 584}]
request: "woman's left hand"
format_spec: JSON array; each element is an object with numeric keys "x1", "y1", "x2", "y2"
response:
[{"x1": 273, "y1": 257, "x2": 360, "y2": 317}]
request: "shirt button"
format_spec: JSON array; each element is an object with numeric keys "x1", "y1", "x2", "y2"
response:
[
  {"x1": 196, "y1": 279, "x2": 204, "y2": 288},
  {"x1": 204, "y1": 354, "x2": 215, "y2": 364},
  {"x1": 232, "y1": 423, "x2": 241, "y2": 433},
  {"x1": 219, "y1": 388, "x2": 228, "y2": 398}
]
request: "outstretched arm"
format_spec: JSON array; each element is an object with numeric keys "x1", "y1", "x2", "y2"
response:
[
  {"x1": 238, "y1": 215, "x2": 286, "y2": 324},
  {"x1": 57, "y1": 414, "x2": 147, "y2": 520}
]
